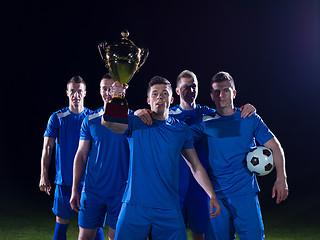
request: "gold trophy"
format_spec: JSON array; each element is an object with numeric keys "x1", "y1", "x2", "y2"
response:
[{"x1": 98, "y1": 30, "x2": 149, "y2": 122}]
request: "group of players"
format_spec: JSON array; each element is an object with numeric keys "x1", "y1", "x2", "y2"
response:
[{"x1": 39, "y1": 70, "x2": 289, "y2": 240}]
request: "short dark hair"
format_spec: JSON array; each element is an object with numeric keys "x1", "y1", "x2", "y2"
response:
[
  {"x1": 67, "y1": 76, "x2": 86, "y2": 89},
  {"x1": 101, "y1": 73, "x2": 112, "y2": 80},
  {"x1": 147, "y1": 76, "x2": 172, "y2": 97},
  {"x1": 210, "y1": 71, "x2": 235, "y2": 92},
  {"x1": 176, "y1": 70, "x2": 197, "y2": 88}
]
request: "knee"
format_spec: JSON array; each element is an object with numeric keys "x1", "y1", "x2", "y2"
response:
[
  {"x1": 79, "y1": 227, "x2": 98, "y2": 240},
  {"x1": 56, "y1": 216, "x2": 70, "y2": 224},
  {"x1": 108, "y1": 227, "x2": 116, "y2": 239}
]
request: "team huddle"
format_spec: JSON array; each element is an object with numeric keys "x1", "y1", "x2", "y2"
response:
[{"x1": 39, "y1": 70, "x2": 289, "y2": 240}]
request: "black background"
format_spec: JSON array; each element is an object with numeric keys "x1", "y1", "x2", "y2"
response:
[{"x1": 1, "y1": 0, "x2": 319, "y2": 208}]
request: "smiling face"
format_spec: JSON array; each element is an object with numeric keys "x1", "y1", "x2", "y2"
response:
[
  {"x1": 147, "y1": 84, "x2": 174, "y2": 118},
  {"x1": 100, "y1": 78, "x2": 115, "y2": 103},
  {"x1": 66, "y1": 82, "x2": 86, "y2": 109}
]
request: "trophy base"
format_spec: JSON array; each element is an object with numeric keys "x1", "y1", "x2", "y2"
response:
[{"x1": 103, "y1": 97, "x2": 129, "y2": 124}]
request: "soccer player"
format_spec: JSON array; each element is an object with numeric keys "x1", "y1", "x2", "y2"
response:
[
  {"x1": 39, "y1": 76, "x2": 100, "y2": 240},
  {"x1": 101, "y1": 76, "x2": 221, "y2": 240},
  {"x1": 192, "y1": 71, "x2": 288, "y2": 239},
  {"x1": 70, "y1": 73, "x2": 130, "y2": 240},
  {"x1": 136, "y1": 70, "x2": 256, "y2": 240}
]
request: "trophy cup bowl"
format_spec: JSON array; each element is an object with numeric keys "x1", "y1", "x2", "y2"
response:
[{"x1": 98, "y1": 30, "x2": 149, "y2": 122}]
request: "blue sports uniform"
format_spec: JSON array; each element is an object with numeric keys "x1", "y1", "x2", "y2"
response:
[
  {"x1": 192, "y1": 108, "x2": 274, "y2": 240},
  {"x1": 115, "y1": 115, "x2": 194, "y2": 240},
  {"x1": 44, "y1": 107, "x2": 92, "y2": 219},
  {"x1": 78, "y1": 107, "x2": 130, "y2": 230},
  {"x1": 169, "y1": 104, "x2": 215, "y2": 234}
]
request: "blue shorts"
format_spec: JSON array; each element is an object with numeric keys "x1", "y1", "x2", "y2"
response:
[
  {"x1": 52, "y1": 184, "x2": 81, "y2": 220},
  {"x1": 79, "y1": 191, "x2": 123, "y2": 230},
  {"x1": 205, "y1": 193, "x2": 265, "y2": 240},
  {"x1": 115, "y1": 203, "x2": 187, "y2": 240},
  {"x1": 180, "y1": 190, "x2": 208, "y2": 234}
]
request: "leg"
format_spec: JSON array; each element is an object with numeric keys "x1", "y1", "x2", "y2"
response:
[
  {"x1": 231, "y1": 194, "x2": 265, "y2": 240},
  {"x1": 94, "y1": 227, "x2": 104, "y2": 240},
  {"x1": 108, "y1": 227, "x2": 115, "y2": 240},
  {"x1": 191, "y1": 232, "x2": 204, "y2": 240},
  {"x1": 103, "y1": 195, "x2": 122, "y2": 240},
  {"x1": 151, "y1": 207, "x2": 187, "y2": 240},
  {"x1": 56, "y1": 217, "x2": 70, "y2": 224},
  {"x1": 52, "y1": 185, "x2": 75, "y2": 240},
  {"x1": 206, "y1": 198, "x2": 236, "y2": 240},
  {"x1": 78, "y1": 227, "x2": 98, "y2": 240},
  {"x1": 187, "y1": 191, "x2": 208, "y2": 240},
  {"x1": 78, "y1": 192, "x2": 107, "y2": 239},
  {"x1": 53, "y1": 217, "x2": 70, "y2": 240},
  {"x1": 115, "y1": 203, "x2": 151, "y2": 240}
]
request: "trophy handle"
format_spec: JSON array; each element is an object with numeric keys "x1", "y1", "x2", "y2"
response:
[
  {"x1": 98, "y1": 41, "x2": 108, "y2": 63},
  {"x1": 138, "y1": 48, "x2": 149, "y2": 69}
]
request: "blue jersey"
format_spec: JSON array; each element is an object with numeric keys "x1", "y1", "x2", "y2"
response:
[
  {"x1": 192, "y1": 108, "x2": 274, "y2": 199},
  {"x1": 80, "y1": 108, "x2": 130, "y2": 198},
  {"x1": 44, "y1": 107, "x2": 92, "y2": 186},
  {"x1": 123, "y1": 115, "x2": 194, "y2": 209},
  {"x1": 169, "y1": 104, "x2": 215, "y2": 193}
]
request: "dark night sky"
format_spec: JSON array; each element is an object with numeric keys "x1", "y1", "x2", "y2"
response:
[{"x1": 1, "y1": 0, "x2": 320, "y2": 206}]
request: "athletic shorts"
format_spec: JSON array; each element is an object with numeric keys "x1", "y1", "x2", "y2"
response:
[
  {"x1": 115, "y1": 203, "x2": 187, "y2": 240},
  {"x1": 180, "y1": 190, "x2": 208, "y2": 234},
  {"x1": 52, "y1": 184, "x2": 81, "y2": 220},
  {"x1": 79, "y1": 191, "x2": 123, "y2": 230},
  {"x1": 205, "y1": 193, "x2": 265, "y2": 240}
]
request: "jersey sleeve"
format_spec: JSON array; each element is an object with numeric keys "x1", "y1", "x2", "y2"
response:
[
  {"x1": 43, "y1": 113, "x2": 59, "y2": 138},
  {"x1": 200, "y1": 106, "x2": 216, "y2": 115},
  {"x1": 80, "y1": 116, "x2": 92, "y2": 141},
  {"x1": 124, "y1": 115, "x2": 135, "y2": 137},
  {"x1": 190, "y1": 122, "x2": 205, "y2": 142},
  {"x1": 182, "y1": 125, "x2": 195, "y2": 149},
  {"x1": 128, "y1": 109, "x2": 135, "y2": 115},
  {"x1": 253, "y1": 113, "x2": 275, "y2": 145},
  {"x1": 126, "y1": 115, "x2": 146, "y2": 136}
]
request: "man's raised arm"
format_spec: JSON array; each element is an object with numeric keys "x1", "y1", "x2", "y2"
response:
[
  {"x1": 101, "y1": 118, "x2": 128, "y2": 134},
  {"x1": 101, "y1": 81, "x2": 129, "y2": 135}
]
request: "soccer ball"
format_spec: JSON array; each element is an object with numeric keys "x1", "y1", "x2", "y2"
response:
[{"x1": 246, "y1": 146, "x2": 274, "y2": 176}]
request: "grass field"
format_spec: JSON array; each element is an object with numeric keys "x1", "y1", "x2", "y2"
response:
[{"x1": 1, "y1": 188, "x2": 319, "y2": 240}]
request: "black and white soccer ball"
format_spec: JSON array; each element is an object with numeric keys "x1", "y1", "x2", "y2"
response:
[{"x1": 246, "y1": 146, "x2": 274, "y2": 176}]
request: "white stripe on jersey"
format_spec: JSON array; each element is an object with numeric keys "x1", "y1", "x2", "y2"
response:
[
  {"x1": 169, "y1": 108, "x2": 182, "y2": 115},
  {"x1": 202, "y1": 114, "x2": 220, "y2": 122},
  {"x1": 88, "y1": 109, "x2": 104, "y2": 121},
  {"x1": 57, "y1": 111, "x2": 71, "y2": 119}
]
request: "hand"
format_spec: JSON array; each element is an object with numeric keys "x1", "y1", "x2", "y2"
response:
[
  {"x1": 272, "y1": 178, "x2": 289, "y2": 204},
  {"x1": 110, "y1": 82, "x2": 128, "y2": 97},
  {"x1": 209, "y1": 196, "x2": 221, "y2": 218},
  {"x1": 134, "y1": 109, "x2": 153, "y2": 125},
  {"x1": 39, "y1": 176, "x2": 51, "y2": 195},
  {"x1": 240, "y1": 103, "x2": 256, "y2": 118},
  {"x1": 70, "y1": 190, "x2": 81, "y2": 213}
]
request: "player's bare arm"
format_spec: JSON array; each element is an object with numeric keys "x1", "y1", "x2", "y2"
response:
[
  {"x1": 101, "y1": 81, "x2": 129, "y2": 134},
  {"x1": 181, "y1": 148, "x2": 221, "y2": 218},
  {"x1": 39, "y1": 137, "x2": 55, "y2": 195},
  {"x1": 264, "y1": 137, "x2": 289, "y2": 204},
  {"x1": 101, "y1": 118, "x2": 128, "y2": 134},
  {"x1": 70, "y1": 140, "x2": 90, "y2": 212}
]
